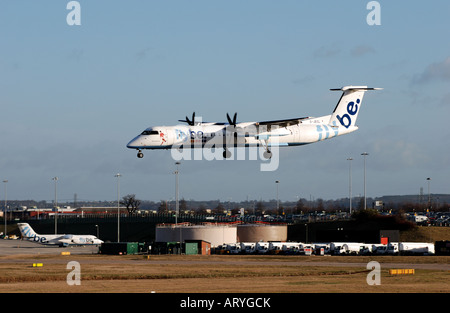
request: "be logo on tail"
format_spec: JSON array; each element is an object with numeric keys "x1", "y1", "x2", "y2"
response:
[{"x1": 337, "y1": 99, "x2": 360, "y2": 128}]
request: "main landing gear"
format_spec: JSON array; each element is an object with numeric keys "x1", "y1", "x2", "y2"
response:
[
  {"x1": 260, "y1": 139, "x2": 272, "y2": 159},
  {"x1": 263, "y1": 150, "x2": 272, "y2": 159},
  {"x1": 223, "y1": 148, "x2": 231, "y2": 159}
]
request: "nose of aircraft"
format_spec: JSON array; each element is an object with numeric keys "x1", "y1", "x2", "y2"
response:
[{"x1": 126, "y1": 136, "x2": 141, "y2": 149}]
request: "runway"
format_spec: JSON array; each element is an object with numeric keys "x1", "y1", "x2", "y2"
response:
[
  {"x1": 1, "y1": 239, "x2": 449, "y2": 271},
  {"x1": 0, "y1": 239, "x2": 100, "y2": 256}
]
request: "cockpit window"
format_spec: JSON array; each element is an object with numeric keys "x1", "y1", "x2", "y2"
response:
[{"x1": 141, "y1": 130, "x2": 159, "y2": 135}]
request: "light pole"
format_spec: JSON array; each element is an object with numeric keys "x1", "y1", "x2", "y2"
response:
[
  {"x1": 275, "y1": 180, "x2": 280, "y2": 214},
  {"x1": 347, "y1": 158, "x2": 353, "y2": 215},
  {"x1": 3, "y1": 180, "x2": 7, "y2": 237},
  {"x1": 175, "y1": 162, "x2": 180, "y2": 225},
  {"x1": 115, "y1": 173, "x2": 121, "y2": 242},
  {"x1": 361, "y1": 152, "x2": 369, "y2": 210},
  {"x1": 427, "y1": 177, "x2": 431, "y2": 211},
  {"x1": 52, "y1": 177, "x2": 58, "y2": 234}
]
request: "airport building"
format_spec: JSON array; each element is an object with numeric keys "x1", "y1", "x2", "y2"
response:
[{"x1": 155, "y1": 222, "x2": 287, "y2": 247}]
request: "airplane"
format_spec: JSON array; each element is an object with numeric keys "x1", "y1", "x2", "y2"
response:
[
  {"x1": 126, "y1": 86, "x2": 381, "y2": 159},
  {"x1": 17, "y1": 223, "x2": 103, "y2": 247}
]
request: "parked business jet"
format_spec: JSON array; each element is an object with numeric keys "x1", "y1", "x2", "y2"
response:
[
  {"x1": 127, "y1": 86, "x2": 381, "y2": 159},
  {"x1": 18, "y1": 223, "x2": 103, "y2": 247}
]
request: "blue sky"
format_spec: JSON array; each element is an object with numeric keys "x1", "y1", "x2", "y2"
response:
[{"x1": 1, "y1": 1, "x2": 450, "y2": 203}]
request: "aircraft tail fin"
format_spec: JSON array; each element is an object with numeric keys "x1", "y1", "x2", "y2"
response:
[
  {"x1": 329, "y1": 86, "x2": 381, "y2": 128},
  {"x1": 17, "y1": 223, "x2": 38, "y2": 239}
]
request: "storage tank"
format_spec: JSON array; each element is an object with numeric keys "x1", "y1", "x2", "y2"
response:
[
  {"x1": 155, "y1": 224, "x2": 237, "y2": 247},
  {"x1": 237, "y1": 224, "x2": 287, "y2": 242}
]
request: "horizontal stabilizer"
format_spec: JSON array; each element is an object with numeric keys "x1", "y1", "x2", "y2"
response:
[{"x1": 330, "y1": 86, "x2": 383, "y2": 91}]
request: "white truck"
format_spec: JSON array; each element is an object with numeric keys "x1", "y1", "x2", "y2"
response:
[
  {"x1": 282, "y1": 242, "x2": 303, "y2": 255},
  {"x1": 331, "y1": 242, "x2": 364, "y2": 255},
  {"x1": 399, "y1": 242, "x2": 435, "y2": 255},
  {"x1": 408, "y1": 214, "x2": 429, "y2": 225},
  {"x1": 268, "y1": 242, "x2": 284, "y2": 254},
  {"x1": 330, "y1": 242, "x2": 348, "y2": 255},
  {"x1": 239, "y1": 242, "x2": 256, "y2": 254},
  {"x1": 373, "y1": 242, "x2": 399, "y2": 255},
  {"x1": 340, "y1": 243, "x2": 366, "y2": 255},
  {"x1": 255, "y1": 242, "x2": 270, "y2": 254},
  {"x1": 313, "y1": 243, "x2": 330, "y2": 255},
  {"x1": 225, "y1": 243, "x2": 241, "y2": 254},
  {"x1": 359, "y1": 244, "x2": 374, "y2": 255}
]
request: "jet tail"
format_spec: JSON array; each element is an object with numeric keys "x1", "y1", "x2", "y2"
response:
[
  {"x1": 17, "y1": 223, "x2": 38, "y2": 239},
  {"x1": 329, "y1": 86, "x2": 381, "y2": 128}
]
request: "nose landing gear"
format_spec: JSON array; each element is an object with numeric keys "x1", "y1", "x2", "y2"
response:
[{"x1": 137, "y1": 150, "x2": 144, "y2": 158}]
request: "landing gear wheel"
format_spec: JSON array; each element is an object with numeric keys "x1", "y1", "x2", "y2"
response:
[
  {"x1": 263, "y1": 150, "x2": 272, "y2": 159},
  {"x1": 223, "y1": 149, "x2": 231, "y2": 159},
  {"x1": 137, "y1": 151, "x2": 144, "y2": 158}
]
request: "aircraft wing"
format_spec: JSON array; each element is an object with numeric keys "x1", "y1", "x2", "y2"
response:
[
  {"x1": 255, "y1": 116, "x2": 311, "y2": 127},
  {"x1": 230, "y1": 117, "x2": 310, "y2": 138}
]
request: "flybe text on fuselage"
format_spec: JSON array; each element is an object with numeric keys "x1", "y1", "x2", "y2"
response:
[
  {"x1": 20, "y1": 224, "x2": 50, "y2": 244},
  {"x1": 336, "y1": 99, "x2": 360, "y2": 128}
]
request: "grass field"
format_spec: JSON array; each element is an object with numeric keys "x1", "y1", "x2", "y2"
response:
[{"x1": 0, "y1": 254, "x2": 449, "y2": 293}]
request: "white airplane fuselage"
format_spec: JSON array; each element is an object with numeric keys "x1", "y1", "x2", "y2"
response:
[
  {"x1": 18, "y1": 223, "x2": 103, "y2": 246},
  {"x1": 126, "y1": 118, "x2": 358, "y2": 150},
  {"x1": 126, "y1": 86, "x2": 380, "y2": 158}
]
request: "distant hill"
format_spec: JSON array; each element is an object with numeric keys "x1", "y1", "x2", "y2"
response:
[{"x1": 376, "y1": 194, "x2": 450, "y2": 206}]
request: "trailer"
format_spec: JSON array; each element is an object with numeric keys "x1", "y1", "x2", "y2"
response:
[{"x1": 399, "y1": 242, "x2": 435, "y2": 255}]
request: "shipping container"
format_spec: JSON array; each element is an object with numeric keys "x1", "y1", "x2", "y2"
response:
[
  {"x1": 435, "y1": 240, "x2": 450, "y2": 255},
  {"x1": 184, "y1": 242, "x2": 198, "y2": 255}
]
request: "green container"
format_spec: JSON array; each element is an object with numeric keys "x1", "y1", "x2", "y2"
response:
[
  {"x1": 126, "y1": 242, "x2": 138, "y2": 255},
  {"x1": 184, "y1": 242, "x2": 198, "y2": 255}
]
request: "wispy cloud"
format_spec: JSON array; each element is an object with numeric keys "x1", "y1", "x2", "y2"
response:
[
  {"x1": 136, "y1": 47, "x2": 153, "y2": 61},
  {"x1": 351, "y1": 44, "x2": 375, "y2": 57},
  {"x1": 313, "y1": 43, "x2": 340, "y2": 58},
  {"x1": 413, "y1": 56, "x2": 450, "y2": 84},
  {"x1": 67, "y1": 48, "x2": 84, "y2": 62},
  {"x1": 372, "y1": 138, "x2": 429, "y2": 170}
]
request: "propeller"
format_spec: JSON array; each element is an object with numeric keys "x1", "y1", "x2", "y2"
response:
[
  {"x1": 226, "y1": 112, "x2": 237, "y2": 127},
  {"x1": 185, "y1": 112, "x2": 195, "y2": 126}
]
